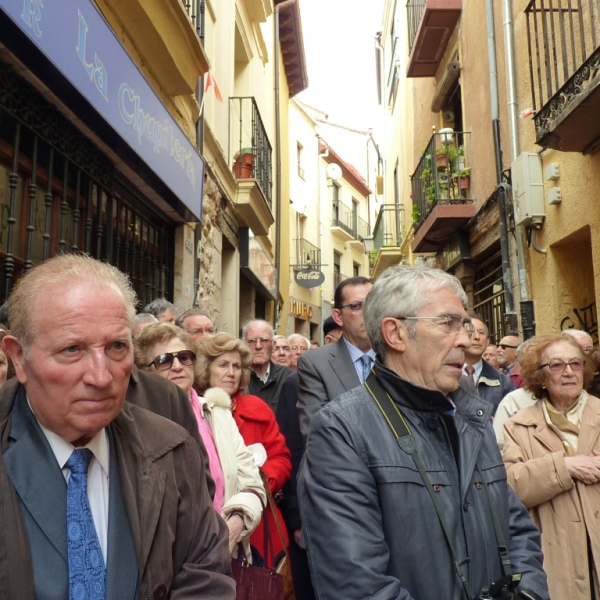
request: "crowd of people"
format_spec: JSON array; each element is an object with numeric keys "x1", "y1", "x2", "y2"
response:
[{"x1": 1, "y1": 254, "x2": 600, "y2": 599}]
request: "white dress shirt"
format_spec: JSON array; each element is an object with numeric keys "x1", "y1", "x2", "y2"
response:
[
  {"x1": 462, "y1": 359, "x2": 483, "y2": 384},
  {"x1": 33, "y1": 407, "x2": 110, "y2": 564}
]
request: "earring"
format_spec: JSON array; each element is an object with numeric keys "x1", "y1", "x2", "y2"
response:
[{"x1": 541, "y1": 383, "x2": 546, "y2": 389}]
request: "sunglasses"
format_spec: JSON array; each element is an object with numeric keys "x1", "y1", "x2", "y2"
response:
[
  {"x1": 148, "y1": 350, "x2": 196, "y2": 371},
  {"x1": 498, "y1": 344, "x2": 518, "y2": 350},
  {"x1": 538, "y1": 359, "x2": 586, "y2": 373},
  {"x1": 339, "y1": 301, "x2": 364, "y2": 313}
]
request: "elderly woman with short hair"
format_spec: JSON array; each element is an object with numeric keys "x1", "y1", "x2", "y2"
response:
[
  {"x1": 134, "y1": 323, "x2": 265, "y2": 559},
  {"x1": 503, "y1": 333, "x2": 600, "y2": 600},
  {"x1": 196, "y1": 332, "x2": 291, "y2": 564}
]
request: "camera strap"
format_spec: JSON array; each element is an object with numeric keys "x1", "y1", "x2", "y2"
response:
[{"x1": 365, "y1": 372, "x2": 473, "y2": 600}]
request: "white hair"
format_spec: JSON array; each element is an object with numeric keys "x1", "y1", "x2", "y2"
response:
[{"x1": 364, "y1": 264, "x2": 468, "y2": 358}]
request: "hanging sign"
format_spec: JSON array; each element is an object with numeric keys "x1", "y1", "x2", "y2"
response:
[{"x1": 295, "y1": 268, "x2": 325, "y2": 288}]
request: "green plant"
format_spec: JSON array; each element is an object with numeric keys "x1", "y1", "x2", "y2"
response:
[
  {"x1": 454, "y1": 166, "x2": 471, "y2": 178},
  {"x1": 369, "y1": 248, "x2": 378, "y2": 264},
  {"x1": 411, "y1": 207, "x2": 421, "y2": 223},
  {"x1": 420, "y1": 168, "x2": 431, "y2": 180}
]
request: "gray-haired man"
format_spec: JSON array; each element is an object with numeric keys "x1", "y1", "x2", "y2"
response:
[{"x1": 299, "y1": 265, "x2": 548, "y2": 600}]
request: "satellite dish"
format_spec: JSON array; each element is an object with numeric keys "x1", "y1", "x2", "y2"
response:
[{"x1": 326, "y1": 163, "x2": 342, "y2": 181}]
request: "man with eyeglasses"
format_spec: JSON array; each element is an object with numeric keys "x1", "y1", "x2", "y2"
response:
[
  {"x1": 288, "y1": 334, "x2": 311, "y2": 370},
  {"x1": 463, "y1": 313, "x2": 515, "y2": 414},
  {"x1": 298, "y1": 265, "x2": 548, "y2": 600},
  {"x1": 297, "y1": 277, "x2": 375, "y2": 441},
  {"x1": 243, "y1": 320, "x2": 293, "y2": 412},
  {"x1": 177, "y1": 308, "x2": 216, "y2": 340}
]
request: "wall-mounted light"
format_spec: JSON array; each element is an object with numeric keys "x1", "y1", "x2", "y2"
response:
[{"x1": 362, "y1": 236, "x2": 375, "y2": 254}]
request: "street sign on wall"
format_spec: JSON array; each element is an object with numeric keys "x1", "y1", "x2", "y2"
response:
[{"x1": 1, "y1": 0, "x2": 204, "y2": 219}]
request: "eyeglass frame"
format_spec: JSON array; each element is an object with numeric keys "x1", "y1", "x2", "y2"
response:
[
  {"x1": 391, "y1": 315, "x2": 475, "y2": 338},
  {"x1": 148, "y1": 350, "x2": 197, "y2": 371},
  {"x1": 537, "y1": 359, "x2": 586, "y2": 373},
  {"x1": 338, "y1": 301, "x2": 365, "y2": 313},
  {"x1": 246, "y1": 337, "x2": 273, "y2": 346},
  {"x1": 498, "y1": 343, "x2": 518, "y2": 350}
]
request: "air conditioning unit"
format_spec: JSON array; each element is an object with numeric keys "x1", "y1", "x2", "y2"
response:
[{"x1": 512, "y1": 152, "x2": 545, "y2": 226}]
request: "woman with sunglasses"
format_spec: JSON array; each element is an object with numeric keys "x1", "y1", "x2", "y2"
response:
[
  {"x1": 502, "y1": 333, "x2": 600, "y2": 600},
  {"x1": 134, "y1": 323, "x2": 265, "y2": 561}
]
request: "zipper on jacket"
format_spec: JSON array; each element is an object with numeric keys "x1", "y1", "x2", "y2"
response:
[{"x1": 440, "y1": 416, "x2": 459, "y2": 472}]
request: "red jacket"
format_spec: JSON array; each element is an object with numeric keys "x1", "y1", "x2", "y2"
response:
[
  {"x1": 232, "y1": 393, "x2": 291, "y2": 561},
  {"x1": 231, "y1": 393, "x2": 291, "y2": 493}
]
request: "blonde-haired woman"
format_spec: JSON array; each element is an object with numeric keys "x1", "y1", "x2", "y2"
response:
[{"x1": 196, "y1": 332, "x2": 291, "y2": 564}]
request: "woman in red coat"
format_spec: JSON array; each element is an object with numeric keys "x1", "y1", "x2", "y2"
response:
[{"x1": 196, "y1": 333, "x2": 291, "y2": 563}]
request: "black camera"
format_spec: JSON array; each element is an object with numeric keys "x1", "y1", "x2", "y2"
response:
[{"x1": 479, "y1": 574, "x2": 544, "y2": 600}]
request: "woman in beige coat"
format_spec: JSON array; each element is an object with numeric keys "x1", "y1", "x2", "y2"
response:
[{"x1": 503, "y1": 333, "x2": 600, "y2": 600}]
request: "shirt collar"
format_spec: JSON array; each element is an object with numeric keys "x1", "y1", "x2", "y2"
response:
[
  {"x1": 251, "y1": 361, "x2": 271, "y2": 384},
  {"x1": 28, "y1": 398, "x2": 110, "y2": 475},
  {"x1": 343, "y1": 336, "x2": 376, "y2": 363},
  {"x1": 463, "y1": 359, "x2": 483, "y2": 382}
]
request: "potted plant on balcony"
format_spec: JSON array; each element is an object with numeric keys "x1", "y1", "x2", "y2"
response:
[
  {"x1": 453, "y1": 167, "x2": 471, "y2": 192},
  {"x1": 232, "y1": 148, "x2": 256, "y2": 179}
]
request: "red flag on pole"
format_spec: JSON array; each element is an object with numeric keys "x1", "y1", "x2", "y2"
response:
[{"x1": 205, "y1": 70, "x2": 223, "y2": 102}]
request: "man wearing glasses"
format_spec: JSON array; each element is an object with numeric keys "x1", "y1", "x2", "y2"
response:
[
  {"x1": 177, "y1": 308, "x2": 216, "y2": 340},
  {"x1": 297, "y1": 277, "x2": 375, "y2": 441},
  {"x1": 243, "y1": 319, "x2": 293, "y2": 412},
  {"x1": 299, "y1": 265, "x2": 548, "y2": 600}
]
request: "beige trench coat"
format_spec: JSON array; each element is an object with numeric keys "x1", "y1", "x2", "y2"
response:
[{"x1": 503, "y1": 395, "x2": 600, "y2": 600}]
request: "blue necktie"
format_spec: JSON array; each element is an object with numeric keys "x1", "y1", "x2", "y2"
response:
[
  {"x1": 66, "y1": 449, "x2": 106, "y2": 600},
  {"x1": 359, "y1": 355, "x2": 373, "y2": 383}
]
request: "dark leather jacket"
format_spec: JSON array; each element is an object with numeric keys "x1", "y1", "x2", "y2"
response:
[{"x1": 299, "y1": 362, "x2": 549, "y2": 600}]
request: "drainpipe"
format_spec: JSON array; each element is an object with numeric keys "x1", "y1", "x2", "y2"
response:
[
  {"x1": 502, "y1": 0, "x2": 535, "y2": 338},
  {"x1": 485, "y1": 0, "x2": 514, "y2": 315},
  {"x1": 273, "y1": 0, "x2": 297, "y2": 330}
]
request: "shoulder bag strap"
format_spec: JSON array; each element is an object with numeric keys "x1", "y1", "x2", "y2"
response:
[
  {"x1": 260, "y1": 471, "x2": 289, "y2": 567},
  {"x1": 365, "y1": 372, "x2": 473, "y2": 600}
]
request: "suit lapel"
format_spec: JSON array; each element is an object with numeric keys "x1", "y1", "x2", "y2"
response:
[
  {"x1": 105, "y1": 427, "x2": 139, "y2": 600},
  {"x1": 111, "y1": 416, "x2": 167, "y2": 579},
  {"x1": 4, "y1": 387, "x2": 68, "y2": 563},
  {"x1": 329, "y1": 338, "x2": 361, "y2": 391}
]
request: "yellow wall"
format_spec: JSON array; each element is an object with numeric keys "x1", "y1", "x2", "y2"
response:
[{"x1": 512, "y1": 0, "x2": 600, "y2": 342}]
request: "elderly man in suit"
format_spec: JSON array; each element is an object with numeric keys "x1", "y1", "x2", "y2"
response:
[
  {"x1": 463, "y1": 313, "x2": 515, "y2": 413},
  {"x1": 297, "y1": 276, "x2": 375, "y2": 440},
  {"x1": 0, "y1": 254, "x2": 234, "y2": 599}
]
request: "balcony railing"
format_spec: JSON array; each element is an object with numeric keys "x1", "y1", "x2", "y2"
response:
[
  {"x1": 294, "y1": 238, "x2": 321, "y2": 268},
  {"x1": 407, "y1": 0, "x2": 426, "y2": 53},
  {"x1": 332, "y1": 201, "x2": 370, "y2": 240},
  {"x1": 373, "y1": 204, "x2": 404, "y2": 250},
  {"x1": 181, "y1": 0, "x2": 204, "y2": 40},
  {"x1": 525, "y1": 0, "x2": 600, "y2": 151},
  {"x1": 230, "y1": 97, "x2": 273, "y2": 207},
  {"x1": 410, "y1": 130, "x2": 472, "y2": 229}
]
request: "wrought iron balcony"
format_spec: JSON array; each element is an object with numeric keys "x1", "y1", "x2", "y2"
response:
[
  {"x1": 294, "y1": 238, "x2": 321, "y2": 268},
  {"x1": 526, "y1": 0, "x2": 600, "y2": 153},
  {"x1": 410, "y1": 130, "x2": 475, "y2": 252},
  {"x1": 331, "y1": 200, "x2": 370, "y2": 243},
  {"x1": 373, "y1": 204, "x2": 403, "y2": 250},
  {"x1": 230, "y1": 97, "x2": 273, "y2": 208},
  {"x1": 370, "y1": 204, "x2": 405, "y2": 279},
  {"x1": 181, "y1": 0, "x2": 204, "y2": 40},
  {"x1": 406, "y1": 0, "x2": 462, "y2": 78}
]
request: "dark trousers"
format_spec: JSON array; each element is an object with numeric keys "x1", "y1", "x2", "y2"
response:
[{"x1": 287, "y1": 529, "x2": 316, "y2": 600}]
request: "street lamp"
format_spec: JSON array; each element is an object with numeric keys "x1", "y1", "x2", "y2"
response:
[{"x1": 362, "y1": 236, "x2": 375, "y2": 254}]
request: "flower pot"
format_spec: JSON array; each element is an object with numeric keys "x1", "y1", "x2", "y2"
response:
[
  {"x1": 456, "y1": 175, "x2": 470, "y2": 191},
  {"x1": 233, "y1": 152, "x2": 256, "y2": 179},
  {"x1": 436, "y1": 153, "x2": 448, "y2": 169}
]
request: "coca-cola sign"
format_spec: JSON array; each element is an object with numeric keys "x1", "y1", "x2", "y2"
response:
[{"x1": 295, "y1": 268, "x2": 325, "y2": 288}]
